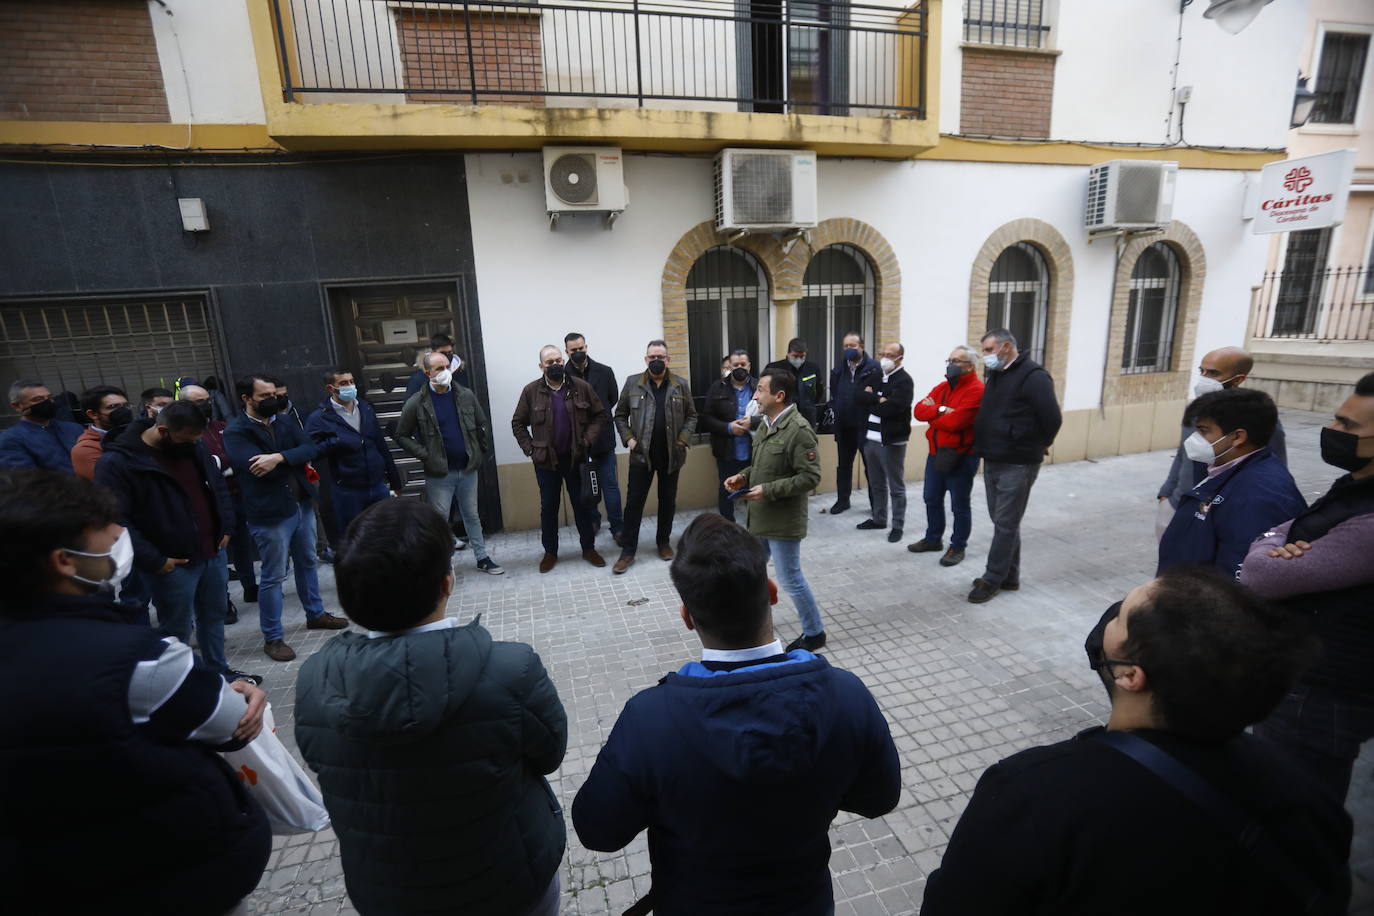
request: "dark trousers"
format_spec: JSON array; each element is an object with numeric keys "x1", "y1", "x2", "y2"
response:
[
  {"x1": 982, "y1": 461, "x2": 1040, "y2": 587},
  {"x1": 1254, "y1": 684, "x2": 1374, "y2": 804},
  {"x1": 534, "y1": 454, "x2": 596, "y2": 555},
  {"x1": 922, "y1": 451, "x2": 980, "y2": 548},
  {"x1": 621, "y1": 461, "x2": 680, "y2": 556},
  {"x1": 835, "y1": 425, "x2": 870, "y2": 504},
  {"x1": 715, "y1": 456, "x2": 749, "y2": 521},
  {"x1": 228, "y1": 490, "x2": 257, "y2": 594}
]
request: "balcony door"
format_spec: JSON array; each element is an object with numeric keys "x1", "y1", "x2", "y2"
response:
[
  {"x1": 738, "y1": 1, "x2": 849, "y2": 115},
  {"x1": 1273, "y1": 228, "x2": 1332, "y2": 335}
]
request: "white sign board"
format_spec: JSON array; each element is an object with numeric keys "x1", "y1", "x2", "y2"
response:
[
  {"x1": 382, "y1": 319, "x2": 418, "y2": 343},
  {"x1": 1252, "y1": 148, "x2": 1356, "y2": 235}
]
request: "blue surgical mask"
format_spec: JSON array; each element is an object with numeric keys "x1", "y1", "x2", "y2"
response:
[
  {"x1": 983, "y1": 353, "x2": 1002, "y2": 371},
  {"x1": 843, "y1": 348, "x2": 860, "y2": 362},
  {"x1": 336, "y1": 385, "x2": 358, "y2": 402}
]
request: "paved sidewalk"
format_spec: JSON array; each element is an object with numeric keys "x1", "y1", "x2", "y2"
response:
[{"x1": 230, "y1": 408, "x2": 1372, "y2": 915}]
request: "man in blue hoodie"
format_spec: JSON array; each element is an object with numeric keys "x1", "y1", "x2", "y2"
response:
[{"x1": 572, "y1": 513, "x2": 901, "y2": 916}]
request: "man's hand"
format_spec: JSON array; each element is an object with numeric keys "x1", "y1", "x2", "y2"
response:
[
  {"x1": 739, "y1": 485, "x2": 765, "y2": 502},
  {"x1": 1158, "y1": 496, "x2": 1168, "y2": 503},
  {"x1": 248, "y1": 453, "x2": 284, "y2": 477},
  {"x1": 229, "y1": 680, "x2": 268, "y2": 743},
  {"x1": 159, "y1": 557, "x2": 189, "y2": 575},
  {"x1": 1267, "y1": 540, "x2": 1312, "y2": 560},
  {"x1": 627, "y1": 438, "x2": 638, "y2": 452},
  {"x1": 724, "y1": 473, "x2": 746, "y2": 493},
  {"x1": 729, "y1": 419, "x2": 751, "y2": 436},
  {"x1": 217, "y1": 535, "x2": 231, "y2": 551},
  {"x1": 920, "y1": 397, "x2": 935, "y2": 407},
  {"x1": 864, "y1": 386, "x2": 874, "y2": 394}
]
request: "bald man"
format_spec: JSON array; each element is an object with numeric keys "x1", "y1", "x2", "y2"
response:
[{"x1": 1156, "y1": 347, "x2": 1287, "y2": 538}]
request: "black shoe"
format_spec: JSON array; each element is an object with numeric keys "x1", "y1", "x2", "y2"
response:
[
  {"x1": 968, "y1": 578, "x2": 999, "y2": 604},
  {"x1": 318, "y1": 547, "x2": 335, "y2": 565},
  {"x1": 907, "y1": 539, "x2": 943, "y2": 553},
  {"x1": 1002, "y1": 580, "x2": 1020, "y2": 591},
  {"x1": 785, "y1": 631, "x2": 827, "y2": 652},
  {"x1": 887, "y1": 528, "x2": 903, "y2": 543},
  {"x1": 242, "y1": 585, "x2": 258, "y2": 603},
  {"x1": 828, "y1": 501, "x2": 850, "y2": 515},
  {"x1": 225, "y1": 600, "x2": 239, "y2": 625},
  {"x1": 226, "y1": 669, "x2": 263, "y2": 686},
  {"x1": 856, "y1": 519, "x2": 886, "y2": 530},
  {"x1": 228, "y1": 567, "x2": 241, "y2": 582},
  {"x1": 940, "y1": 548, "x2": 965, "y2": 567}
]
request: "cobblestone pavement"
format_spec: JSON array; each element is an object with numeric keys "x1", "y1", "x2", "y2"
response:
[{"x1": 230, "y1": 408, "x2": 1373, "y2": 915}]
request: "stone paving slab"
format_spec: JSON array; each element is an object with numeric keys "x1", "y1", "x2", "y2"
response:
[{"x1": 228, "y1": 409, "x2": 1372, "y2": 915}]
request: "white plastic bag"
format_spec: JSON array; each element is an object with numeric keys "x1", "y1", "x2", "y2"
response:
[{"x1": 221, "y1": 704, "x2": 331, "y2": 835}]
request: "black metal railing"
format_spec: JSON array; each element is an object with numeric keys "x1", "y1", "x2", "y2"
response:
[
  {"x1": 270, "y1": 0, "x2": 927, "y2": 118},
  {"x1": 1251, "y1": 266, "x2": 1374, "y2": 341},
  {"x1": 962, "y1": 0, "x2": 1049, "y2": 49}
]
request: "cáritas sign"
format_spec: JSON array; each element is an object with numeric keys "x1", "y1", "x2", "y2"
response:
[{"x1": 1252, "y1": 149, "x2": 1355, "y2": 235}]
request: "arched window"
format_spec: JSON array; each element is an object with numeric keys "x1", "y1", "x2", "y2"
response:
[
  {"x1": 686, "y1": 247, "x2": 770, "y2": 409},
  {"x1": 987, "y1": 242, "x2": 1049, "y2": 364},
  {"x1": 798, "y1": 244, "x2": 875, "y2": 382},
  {"x1": 1123, "y1": 242, "x2": 1181, "y2": 373}
]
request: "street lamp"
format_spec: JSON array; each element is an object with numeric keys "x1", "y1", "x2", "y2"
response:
[
  {"x1": 1291, "y1": 74, "x2": 1317, "y2": 129},
  {"x1": 1179, "y1": 0, "x2": 1274, "y2": 35}
]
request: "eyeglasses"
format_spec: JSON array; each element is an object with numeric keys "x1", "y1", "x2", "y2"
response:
[{"x1": 1090, "y1": 656, "x2": 1137, "y2": 673}]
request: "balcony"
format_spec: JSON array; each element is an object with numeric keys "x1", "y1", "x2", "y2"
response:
[
  {"x1": 253, "y1": 0, "x2": 938, "y2": 157},
  {"x1": 1250, "y1": 266, "x2": 1374, "y2": 343}
]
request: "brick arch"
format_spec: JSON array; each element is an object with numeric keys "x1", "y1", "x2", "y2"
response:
[
  {"x1": 781, "y1": 218, "x2": 903, "y2": 344},
  {"x1": 1102, "y1": 220, "x2": 1207, "y2": 406},
  {"x1": 967, "y1": 218, "x2": 1074, "y2": 401}
]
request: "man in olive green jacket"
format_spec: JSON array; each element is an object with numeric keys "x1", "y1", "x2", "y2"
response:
[
  {"x1": 725, "y1": 367, "x2": 827, "y2": 651},
  {"x1": 395, "y1": 352, "x2": 502, "y2": 574},
  {"x1": 611, "y1": 340, "x2": 698, "y2": 574}
]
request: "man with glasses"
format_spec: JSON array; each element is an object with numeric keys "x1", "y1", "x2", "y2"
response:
[{"x1": 909, "y1": 346, "x2": 984, "y2": 567}]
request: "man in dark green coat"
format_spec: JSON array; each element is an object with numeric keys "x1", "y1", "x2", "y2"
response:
[
  {"x1": 295, "y1": 498, "x2": 567, "y2": 916},
  {"x1": 725, "y1": 367, "x2": 827, "y2": 652}
]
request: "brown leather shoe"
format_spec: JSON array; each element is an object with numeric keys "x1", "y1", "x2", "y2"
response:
[
  {"x1": 582, "y1": 549, "x2": 606, "y2": 567},
  {"x1": 264, "y1": 639, "x2": 297, "y2": 662},
  {"x1": 539, "y1": 553, "x2": 558, "y2": 573},
  {"x1": 306, "y1": 611, "x2": 349, "y2": 630},
  {"x1": 613, "y1": 555, "x2": 634, "y2": 574},
  {"x1": 657, "y1": 545, "x2": 674, "y2": 561}
]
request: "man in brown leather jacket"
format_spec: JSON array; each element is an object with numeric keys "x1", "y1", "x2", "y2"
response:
[
  {"x1": 611, "y1": 340, "x2": 697, "y2": 574},
  {"x1": 512, "y1": 344, "x2": 608, "y2": 573}
]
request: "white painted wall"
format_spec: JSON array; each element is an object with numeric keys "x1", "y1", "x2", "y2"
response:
[{"x1": 148, "y1": 0, "x2": 265, "y2": 124}]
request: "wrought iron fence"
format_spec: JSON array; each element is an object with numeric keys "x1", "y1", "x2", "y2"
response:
[
  {"x1": 1251, "y1": 265, "x2": 1374, "y2": 341},
  {"x1": 269, "y1": 0, "x2": 927, "y2": 117},
  {"x1": 962, "y1": 0, "x2": 1049, "y2": 49}
]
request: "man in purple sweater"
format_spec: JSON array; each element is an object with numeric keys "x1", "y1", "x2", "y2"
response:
[{"x1": 1241, "y1": 371, "x2": 1374, "y2": 804}]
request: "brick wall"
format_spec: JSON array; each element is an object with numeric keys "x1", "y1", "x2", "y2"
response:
[
  {"x1": 960, "y1": 45, "x2": 1055, "y2": 138},
  {"x1": 0, "y1": 0, "x2": 169, "y2": 122},
  {"x1": 397, "y1": 9, "x2": 543, "y2": 106}
]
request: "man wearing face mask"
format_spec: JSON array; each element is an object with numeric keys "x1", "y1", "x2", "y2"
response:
[
  {"x1": 855, "y1": 342, "x2": 915, "y2": 542},
  {"x1": 512, "y1": 345, "x2": 608, "y2": 572},
  {"x1": 826, "y1": 333, "x2": 883, "y2": 515},
  {"x1": 969, "y1": 329, "x2": 1062, "y2": 604},
  {"x1": 612, "y1": 340, "x2": 697, "y2": 574},
  {"x1": 565, "y1": 332, "x2": 624, "y2": 547},
  {"x1": 924, "y1": 568, "x2": 1351, "y2": 914},
  {"x1": 307, "y1": 368, "x2": 404, "y2": 536},
  {"x1": 95, "y1": 402, "x2": 260, "y2": 685},
  {"x1": 910, "y1": 346, "x2": 984, "y2": 566},
  {"x1": 405, "y1": 333, "x2": 471, "y2": 402},
  {"x1": 702, "y1": 349, "x2": 756, "y2": 523},
  {"x1": 1241, "y1": 371, "x2": 1374, "y2": 804},
  {"x1": 764, "y1": 338, "x2": 823, "y2": 428},
  {"x1": 139, "y1": 387, "x2": 175, "y2": 419},
  {"x1": 70, "y1": 385, "x2": 131, "y2": 480},
  {"x1": 1157, "y1": 388, "x2": 1304, "y2": 579},
  {"x1": 1156, "y1": 347, "x2": 1288, "y2": 539},
  {"x1": 0, "y1": 379, "x2": 84, "y2": 472},
  {"x1": 225, "y1": 374, "x2": 348, "y2": 663}
]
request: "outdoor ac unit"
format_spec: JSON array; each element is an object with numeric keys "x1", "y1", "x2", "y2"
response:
[
  {"x1": 715, "y1": 149, "x2": 819, "y2": 233},
  {"x1": 543, "y1": 147, "x2": 627, "y2": 213},
  {"x1": 1084, "y1": 160, "x2": 1178, "y2": 232}
]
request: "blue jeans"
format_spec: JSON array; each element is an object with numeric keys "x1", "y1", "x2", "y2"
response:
[
  {"x1": 922, "y1": 452, "x2": 980, "y2": 549},
  {"x1": 586, "y1": 451, "x2": 623, "y2": 535},
  {"x1": 146, "y1": 549, "x2": 230, "y2": 675},
  {"x1": 333, "y1": 481, "x2": 391, "y2": 537},
  {"x1": 760, "y1": 537, "x2": 824, "y2": 637},
  {"x1": 425, "y1": 469, "x2": 490, "y2": 562},
  {"x1": 248, "y1": 502, "x2": 326, "y2": 642}
]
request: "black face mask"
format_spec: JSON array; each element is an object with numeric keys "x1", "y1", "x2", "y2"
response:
[
  {"x1": 570, "y1": 351, "x2": 589, "y2": 366},
  {"x1": 106, "y1": 405, "x2": 134, "y2": 428},
  {"x1": 26, "y1": 398, "x2": 59, "y2": 421},
  {"x1": 1084, "y1": 601, "x2": 1123, "y2": 697},
  {"x1": 253, "y1": 396, "x2": 283, "y2": 416},
  {"x1": 159, "y1": 435, "x2": 198, "y2": 460},
  {"x1": 276, "y1": 398, "x2": 292, "y2": 414},
  {"x1": 1320, "y1": 426, "x2": 1374, "y2": 472},
  {"x1": 545, "y1": 364, "x2": 566, "y2": 383},
  {"x1": 945, "y1": 363, "x2": 962, "y2": 385},
  {"x1": 190, "y1": 401, "x2": 213, "y2": 420},
  {"x1": 648, "y1": 359, "x2": 667, "y2": 377},
  {"x1": 731, "y1": 367, "x2": 749, "y2": 383}
]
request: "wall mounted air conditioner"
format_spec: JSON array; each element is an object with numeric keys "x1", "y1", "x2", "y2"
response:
[
  {"x1": 1084, "y1": 160, "x2": 1178, "y2": 233},
  {"x1": 543, "y1": 147, "x2": 627, "y2": 223},
  {"x1": 715, "y1": 149, "x2": 819, "y2": 233}
]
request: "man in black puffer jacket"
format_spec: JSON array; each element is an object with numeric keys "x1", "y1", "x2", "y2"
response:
[{"x1": 296, "y1": 497, "x2": 568, "y2": 916}]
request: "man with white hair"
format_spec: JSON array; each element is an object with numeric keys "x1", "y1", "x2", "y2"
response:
[{"x1": 909, "y1": 345, "x2": 984, "y2": 567}]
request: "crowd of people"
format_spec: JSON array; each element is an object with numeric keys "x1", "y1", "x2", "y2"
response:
[{"x1": 0, "y1": 326, "x2": 1371, "y2": 914}]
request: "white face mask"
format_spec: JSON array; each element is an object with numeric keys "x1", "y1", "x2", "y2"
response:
[
  {"x1": 430, "y1": 368, "x2": 453, "y2": 389},
  {"x1": 1183, "y1": 429, "x2": 1236, "y2": 465},
  {"x1": 879, "y1": 357, "x2": 897, "y2": 374},
  {"x1": 65, "y1": 528, "x2": 134, "y2": 593},
  {"x1": 788, "y1": 356, "x2": 804, "y2": 369},
  {"x1": 1193, "y1": 375, "x2": 1233, "y2": 398}
]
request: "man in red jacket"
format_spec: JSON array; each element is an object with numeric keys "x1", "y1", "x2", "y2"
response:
[{"x1": 909, "y1": 346, "x2": 984, "y2": 567}]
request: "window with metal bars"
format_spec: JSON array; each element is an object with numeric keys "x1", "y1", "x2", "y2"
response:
[
  {"x1": 986, "y1": 242, "x2": 1048, "y2": 365},
  {"x1": 686, "y1": 247, "x2": 771, "y2": 413},
  {"x1": 962, "y1": 0, "x2": 1050, "y2": 49},
  {"x1": 1311, "y1": 31, "x2": 1368, "y2": 124},
  {"x1": 798, "y1": 244, "x2": 875, "y2": 385},
  {"x1": 1122, "y1": 243, "x2": 1181, "y2": 374}
]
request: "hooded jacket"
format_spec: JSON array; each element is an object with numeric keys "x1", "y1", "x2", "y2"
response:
[
  {"x1": 571, "y1": 652, "x2": 901, "y2": 915},
  {"x1": 295, "y1": 620, "x2": 568, "y2": 916}
]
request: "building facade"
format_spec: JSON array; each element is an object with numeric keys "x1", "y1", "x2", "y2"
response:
[{"x1": 0, "y1": 0, "x2": 1309, "y2": 529}]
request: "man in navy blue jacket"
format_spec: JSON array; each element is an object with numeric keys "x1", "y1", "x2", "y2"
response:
[
  {"x1": 305, "y1": 368, "x2": 404, "y2": 535},
  {"x1": 572, "y1": 513, "x2": 901, "y2": 915},
  {"x1": 1158, "y1": 388, "x2": 1305, "y2": 579},
  {"x1": 0, "y1": 379, "x2": 84, "y2": 472},
  {"x1": 826, "y1": 332, "x2": 883, "y2": 514},
  {"x1": 225, "y1": 374, "x2": 348, "y2": 664}
]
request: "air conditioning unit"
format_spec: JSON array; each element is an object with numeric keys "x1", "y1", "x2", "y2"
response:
[
  {"x1": 1084, "y1": 160, "x2": 1178, "y2": 233},
  {"x1": 715, "y1": 149, "x2": 818, "y2": 233},
  {"x1": 543, "y1": 147, "x2": 627, "y2": 214}
]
